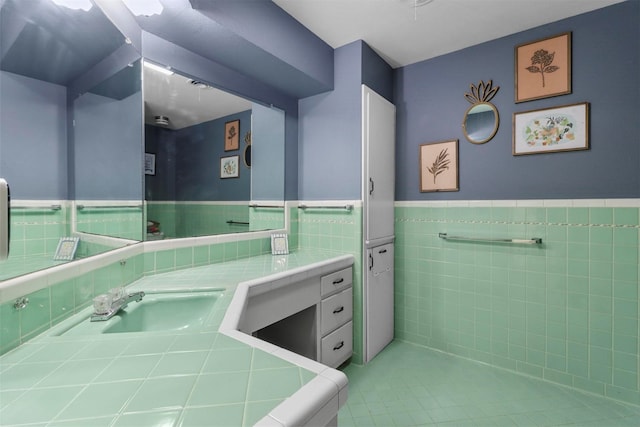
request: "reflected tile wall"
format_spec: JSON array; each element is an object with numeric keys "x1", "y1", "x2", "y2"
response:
[{"x1": 394, "y1": 201, "x2": 640, "y2": 405}]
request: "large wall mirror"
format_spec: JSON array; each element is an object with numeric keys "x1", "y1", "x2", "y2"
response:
[
  {"x1": 0, "y1": 0, "x2": 141, "y2": 281},
  {"x1": 0, "y1": 0, "x2": 287, "y2": 282},
  {"x1": 143, "y1": 61, "x2": 285, "y2": 240}
]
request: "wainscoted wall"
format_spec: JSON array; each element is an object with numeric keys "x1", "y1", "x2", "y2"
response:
[
  {"x1": 394, "y1": 200, "x2": 640, "y2": 405},
  {"x1": 146, "y1": 202, "x2": 251, "y2": 238},
  {"x1": 294, "y1": 203, "x2": 364, "y2": 363},
  {"x1": 75, "y1": 204, "x2": 143, "y2": 241},
  {"x1": 1, "y1": 203, "x2": 69, "y2": 280}
]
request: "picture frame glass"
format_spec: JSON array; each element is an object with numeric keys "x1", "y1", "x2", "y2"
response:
[
  {"x1": 513, "y1": 102, "x2": 589, "y2": 155},
  {"x1": 224, "y1": 120, "x2": 240, "y2": 151},
  {"x1": 515, "y1": 32, "x2": 571, "y2": 103},
  {"x1": 220, "y1": 155, "x2": 240, "y2": 178},
  {"x1": 271, "y1": 233, "x2": 289, "y2": 255},
  {"x1": 419, "y1": 140, "x2": 459, "y2": 192},
  {"x1": 144, "y1": 153, "x2": 156, "y2": 175}
]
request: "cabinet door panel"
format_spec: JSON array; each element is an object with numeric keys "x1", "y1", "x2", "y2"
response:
[{"x1": 363, "y1": 85, "x2": 395, "y2": 243}]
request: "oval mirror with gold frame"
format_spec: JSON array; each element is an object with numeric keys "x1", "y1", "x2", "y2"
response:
[{"x1": 462, "y1": 80, "x2": 500, "y2": 144}]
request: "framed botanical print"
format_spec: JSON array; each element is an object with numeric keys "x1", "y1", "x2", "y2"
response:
[
  {"x1": 515, "y1": 32, "x2": 571, "y2": 103},
  {"x1": 419, "y1": 139, "x2": 459, "y2": 192},
  {"x1": 224, "y1": 119, "x2": 240, "y2": 151}
]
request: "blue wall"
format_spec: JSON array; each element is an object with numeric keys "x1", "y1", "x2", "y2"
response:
[
  {"x1": 145, "y1": 110, "x2": 252, "y2": 201},
  {"x1": 395, "y1": 1, "x2": 640, "y2": 201},
  {"x1": 298, "y1": 41, "x2": 394, "y2": 200},
  {"x1": 0, "y1": 71, "x2": 68, "y2": 200},
  {"x1": 252, "y1": 103, "x2": 285, "y2": 201}
]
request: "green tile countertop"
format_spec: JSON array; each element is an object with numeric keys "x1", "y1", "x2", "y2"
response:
[{"x1": 0, "y1": 250, "x2": 354, "y2": 426}]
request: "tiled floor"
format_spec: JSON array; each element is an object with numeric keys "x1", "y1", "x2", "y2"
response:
[{"x1": 338, "y1": 341, "x2": 640, "y2": 426}]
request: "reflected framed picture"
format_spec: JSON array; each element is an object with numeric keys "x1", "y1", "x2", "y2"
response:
[
  {"x1": 271, "y1": 233, "x2": 289, "y2": 255},
  {"x1": 419, "y1": 139, "x2": 459, "y2": 192},
  {"x1": 224, "y1": 119, "x2": 240, "y2": 151},
  {"x1": 515, "y1": 32, "x2": 571, "y2": 103},
  {"x1": 144, "y1": 153, "x2": 156, "y2": 175},
  {"x1": 220, "y1": 155, "x2": 239, "y2": 178},
  {"x1": 53, "y1": 237, "x2": 79, "y2": 261},
  {"x1": 513, "y1": 102, "x2": 589, "y2": 156}
]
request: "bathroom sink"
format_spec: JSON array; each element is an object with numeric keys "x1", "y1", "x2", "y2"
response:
[
  {"x1": 103, "y1": 292, "x2": 220, "y2": 333},
  {"x1": 53, "y1": 291, "x2": 222, "y2": 336}
]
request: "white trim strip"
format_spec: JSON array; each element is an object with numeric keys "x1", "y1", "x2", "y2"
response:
[{"x1": 395, "y1": 199, "x2": 640, "y2": 208}]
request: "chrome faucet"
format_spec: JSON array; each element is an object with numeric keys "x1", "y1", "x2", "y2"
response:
[{"x1": 91, "y1": 290, "x2": 145, "y2": 322}]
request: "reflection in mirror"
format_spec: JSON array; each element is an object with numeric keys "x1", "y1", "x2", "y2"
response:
[
  {"x1": 73, "y1": 59, "x2": 144, "y2": 242},
  {"x1": 143, "y1": 61, "x2": 285, "y2": 240},
  {"x1": 0, "y1": 0, "x2": 139, "y2": 281},
  {"x1": 462, "y1": 80, "x2": 500, "y2": 144}
]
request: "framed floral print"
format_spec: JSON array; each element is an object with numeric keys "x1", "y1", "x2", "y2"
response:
[
  {"x1": 513, "y1": 102, "x2": 589, "y2": 155},
  {"x1": 515, "y1": 32, "x2": 571, "y2": 103}
]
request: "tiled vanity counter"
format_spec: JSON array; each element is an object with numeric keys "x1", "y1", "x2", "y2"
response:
[{"x1": 0, "y1": 251, "x2": 354, "y2": 426}]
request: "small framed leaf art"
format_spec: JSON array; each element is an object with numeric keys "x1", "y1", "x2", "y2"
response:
[
  {"x1": 515, "y1": 32, "x2": 571, "y2": 103},
  {"x1": 419, "y1": 139, "x2": 459, "y2": 192}
]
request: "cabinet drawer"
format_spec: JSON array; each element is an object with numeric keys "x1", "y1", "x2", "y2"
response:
[
  {"x1": 321, "y1": 321, "x2": 352, "y2": 368},
  {"x1": 320, "y1": 288, "x2": 352, "y2": 336},
  {"x1": 321, "y1": 267, "x2": 353, "y2": 297}
]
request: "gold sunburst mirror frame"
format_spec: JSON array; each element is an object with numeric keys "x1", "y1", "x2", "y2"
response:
[{"x1": 462, "y1": 80, "x2": 500, "y2": 144}]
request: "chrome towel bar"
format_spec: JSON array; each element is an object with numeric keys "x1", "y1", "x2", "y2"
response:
[
  {"x1": 77, "y1": 204, "x2": 142, "y2": 210},
  {"x1": 12, "y1": 204, "x2": 62, "y2": 211},
  {"x1": 248, "y1": 204, "x2": 284, "y2": 209},
  {"x1": 298, "y1": 204, "x2": 354, "y2": 211},
  {"x1": 439, "y1": 233, "x2": 542, "y2": 245}
]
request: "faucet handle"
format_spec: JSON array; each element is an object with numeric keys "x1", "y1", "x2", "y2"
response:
[
  {"x1": 93, "y1": 294, "x2": 113, "y2": 315},
  {"x1": 109, "y1": 287, "x2": 126, "y2": 301}
]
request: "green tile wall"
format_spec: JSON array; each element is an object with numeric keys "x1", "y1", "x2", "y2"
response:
[
  {"x1": 147, "y1": 203, "x2": 254, "y2": 238},
  {"x1": 249, "y1": 206, "x2": 285, "y2": 232},
  {"x1": 1, "y1": 206, "x2": 69, "y2": 280},
  {"x1": 142, "y1": 238, "x2": 272, "y2": 276},
  {"x1": 0, "y1": 254, "x2": 144, "y2": 355},
  {"x1": 394, "y1": 204, "x2": 640, "y2": 405},
  {"x1": 295, "y1": 206, "x2": 363, "y2": 364},
  {"x1": 76, "y1": 207, "x2": 143, "y2": 240}
]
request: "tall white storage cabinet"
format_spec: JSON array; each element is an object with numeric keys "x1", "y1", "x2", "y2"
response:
[{"x1": 362, "y1": 85, "x2": 395, "y2": 363}]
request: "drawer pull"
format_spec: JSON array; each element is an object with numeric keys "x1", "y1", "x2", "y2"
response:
[
  {"x1": 333, "y1": 306, "x2": 344, "y2": 314},
  {"x1": 332, "y1": 278, "x2": 344, "y2": 285},
  {"x1": 333, "y1": 341, "x2": 344, "y2": 351},
  {"x1": 378, "y1": 249, "x2": 387, "y2": 254}
]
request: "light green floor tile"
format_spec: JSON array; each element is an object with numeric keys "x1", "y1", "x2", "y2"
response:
[{"x1": 340, "y1": 341, "x2": 640, "y2": 426}]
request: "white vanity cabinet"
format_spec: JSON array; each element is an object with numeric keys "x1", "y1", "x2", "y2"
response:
[
  {"x1": 319, "y1": 267, "x2": 353, "y2": 368},
  {"x1": 240, "y1": 264, "x2": 354, "y2": 368}
]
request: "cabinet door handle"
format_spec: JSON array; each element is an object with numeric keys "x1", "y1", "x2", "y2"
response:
[
  {"x1": 378, "y1": 249, "x2": 387, "y2": 254},
  {"x1": 332, "y1": 278, "x2": 344, "y2": 285},
  {"x1": 333, "y1": 341, "x2": 344, "y2": 351},
  {"x1": 369, "y1": 253, "x2": 373, "y2": 270},
  {"x1": 369, "y1": 177, "x2": 374, "y2": 195},
  {"x1": 333, "y1": 306, "x2": 344, "y2": 314}
]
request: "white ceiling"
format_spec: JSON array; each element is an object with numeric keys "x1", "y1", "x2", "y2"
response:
[
  {"x1": 274, "y1": 0, "x2": 625, "y2": 68},
  {"x1": 143, "y1": 64, "x2": 252, "y2": 130}
]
